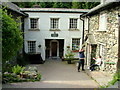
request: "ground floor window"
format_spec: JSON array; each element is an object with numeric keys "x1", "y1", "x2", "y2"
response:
[
  {"x1": 28, "y1": 41, "x2": 36, "y2": 53},
  {"x1": 72, "y1": 38, "x2": 80, "y2": 51}
]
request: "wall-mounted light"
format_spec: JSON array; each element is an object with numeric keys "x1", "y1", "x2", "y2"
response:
[{"x1": 38, "y1": 44, "x2": 41, "y2": 48}]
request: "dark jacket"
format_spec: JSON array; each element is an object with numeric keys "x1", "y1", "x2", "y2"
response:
[{"x1": 79, "y1": 51, "x2": 85, "y2": 58}]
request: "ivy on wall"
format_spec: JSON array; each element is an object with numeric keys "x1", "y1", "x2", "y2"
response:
[{"x1": 2, "y1": 9, "x2": 23, "y2": 68}]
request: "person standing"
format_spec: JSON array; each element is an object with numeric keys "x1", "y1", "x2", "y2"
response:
[{"x1": 78, "y1": 48, "x2": 85, "y2": 72}]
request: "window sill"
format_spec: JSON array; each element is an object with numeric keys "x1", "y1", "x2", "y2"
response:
[
  {"x1": 28, "y1": 29, "x2": 40, "y2": 31},
  {"x1": 68, "y1": 29, "x2": 79, "y2": 31},
  {"x1": 49, "y1": 29, "x2": 61, "y2": 31}
]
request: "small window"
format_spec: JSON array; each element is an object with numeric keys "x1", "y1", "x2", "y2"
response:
[
  {"x1": 98, "y1": 14, "x2": 107, "y2": 31},
  {"x1": 69, "y1": 18, "x2": 78, "y2": 29},
  {"x1": 28, "y1": 41, "x2": 36, "y2": 53},
  {"x1": 30, "y1": 18, "x2": 39, "y2": 29},
  {"x1": 50, "y1": 18, "x2": 59, "y2": 29},
  {"x1": 72, "y1": 38, "x2": 80, "y2": 50}
]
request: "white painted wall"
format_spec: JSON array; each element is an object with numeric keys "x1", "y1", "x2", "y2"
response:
[{"x1": 24, "y1": 12, "x2": 83, "y2": 60}]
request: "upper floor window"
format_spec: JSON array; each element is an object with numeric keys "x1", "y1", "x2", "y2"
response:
[
  {"x1": 98, "y1": 13, "x2": 107, "y2": 31},
  {"x1": 50, "y1": 18, "x2": 59, "y2": 29},
  {"x1": 72, "y1": 38, "x2": 80, "y2": 51},
  {"x1": 28, "y1": 41, "x2": 36, "y2": 53},
  {"x1": 69, "y1": 18, "x2": 78, "y2": 29},
  {"x1": 30, "y1": 18, "x2": 39, "y2": 29}
]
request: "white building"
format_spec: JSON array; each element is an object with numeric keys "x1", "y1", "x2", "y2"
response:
[{"x1": 21, "y1": 8, "x2": 89, "y2": 61}]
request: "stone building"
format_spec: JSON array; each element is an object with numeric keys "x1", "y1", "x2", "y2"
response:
[{"x1": 81, "y1": 1, "x2": 120, "y2": 74}]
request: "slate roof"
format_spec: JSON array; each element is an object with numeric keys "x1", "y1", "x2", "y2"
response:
[
  {"x1": 1, "y1": 2, "x2": 28, "y2": 16},
  {"x1": 20, "y1": 8, "x2": 89, "y2": 13},
  {"x1": 81, "y1": 1, "x2": 120, "y2": 17}
]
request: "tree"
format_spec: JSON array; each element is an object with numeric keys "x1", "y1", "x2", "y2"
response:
[
  {"x1": 72, "y1": 0, "x2": 80, "y2": 9},
  {"x1": 2, "y1": 9, "x2": 23, "y2": 68}
]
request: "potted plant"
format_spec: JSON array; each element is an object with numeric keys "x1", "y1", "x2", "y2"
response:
[{"x1": 65, "y1": 48, "x2": 75, "y2": 64}]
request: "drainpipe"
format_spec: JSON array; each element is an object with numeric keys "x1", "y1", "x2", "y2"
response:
[
  {"x1": 117, "y1": 15, "x2": 120, "y2": 72},
  {"x1": 87, "y1": 16, "x2": 90, "y2": 34},
  {"x1": 80, "y1": 15, "x2": 85, "y2": 45}
]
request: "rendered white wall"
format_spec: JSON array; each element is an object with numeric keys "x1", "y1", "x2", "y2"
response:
[{"x1": 24, "y1": 12, "x2": 83, "y2": 60}]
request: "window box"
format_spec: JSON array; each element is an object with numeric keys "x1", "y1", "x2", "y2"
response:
[
  {"x1": 67, "y1": 46, "x2": 70, "y2": 48},
  {"x1": 72, "y1": 50, "x2": 79, "y2": 52}
]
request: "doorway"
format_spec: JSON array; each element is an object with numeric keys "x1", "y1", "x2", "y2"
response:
[{"x1": 51, "y1": 42, "x2": 57, "y2": 56}]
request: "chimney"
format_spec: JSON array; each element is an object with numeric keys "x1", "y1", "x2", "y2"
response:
[{"x1": 32, "y1": 4, "x2": 41, "y2": 8}]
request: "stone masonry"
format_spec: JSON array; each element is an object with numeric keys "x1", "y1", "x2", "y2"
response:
[{"x1": 85, "y1": 6, "x2": 120, "y2": 74}]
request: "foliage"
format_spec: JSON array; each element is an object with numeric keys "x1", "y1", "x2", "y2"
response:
[
  {"x1": 100, "y1": 69, "x2": 120, "y2": 88},
  {"x1": 65, "y1": 48, "x2": 75, "y2": 59},
  {"x1": 12, "y1": 65, "x2": 26, "y2": 75},
  {"x1": 2, "y1": 66, "x2": 41, "y2": 84},
  {"x1": 17, "y1": 53, "x2": 29, "y2": 66},
  {"x1": 13, "y1": 2, "x2": 100, "y2": 9},
  {"x1": 2, "y1": 9, "x2": 23, "y2": 67}
]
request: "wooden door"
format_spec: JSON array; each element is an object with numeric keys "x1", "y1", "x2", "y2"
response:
[{"x1": 51, "y1": 42, "x2": 57, "y2": 56}]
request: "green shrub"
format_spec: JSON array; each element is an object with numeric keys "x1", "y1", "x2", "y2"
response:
[
  {"x1": 12, "y1": 65, "x2": 26, "y2": 75},
  {"x1": 2, "y1": 8, "x2": 23, "y2": 71},
  {"x1": 65, "y1": 48, "x2": 75, "y2": 59},
  {"x1": 3, "y1": 66, "x2": 41, "y2": 84},
  {"x1": 100, "y1": 70, "x2": 120, "y2": 88}
]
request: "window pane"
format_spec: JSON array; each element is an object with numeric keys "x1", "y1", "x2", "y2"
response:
[
  {"x1": 30, "y1": 18, "x2": 38, "y2": 29},
  {"x1": 50, "y1": 18, "x2": 59, "y2": 29},
  {"x1": 72, "y1": 38, "x2": 80, "y2": 50},
  {"x1": 69, "y1": 18, "x2": 78, "y2": 29},
  {"x1": 28, "y1": 41, "x2": 36, "y2": 53}
]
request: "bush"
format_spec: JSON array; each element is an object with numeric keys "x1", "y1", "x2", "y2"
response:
[
  {"x1": 65, "y1": 48, "x2": 75, "y2": 59},
  {"x1": 2, "y1": 65, "x2": 41, "y2": 84},
  {"x1": 12, "y1": 65, "x2": 26, "y2": 75},
  {"x1": 2, "y1": 9, "x2": 23, "y2": 70}
]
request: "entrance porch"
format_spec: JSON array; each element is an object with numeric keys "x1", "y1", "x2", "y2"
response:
[{"x1": 45, "y1": 39, "x2": 64, "y2": 59}]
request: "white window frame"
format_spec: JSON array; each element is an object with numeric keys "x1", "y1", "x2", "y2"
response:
[
  {"x1": 72, "y1": 38, "x2": 80, "y2": 51},
  {"x1": 50, "y1": 18, "x2": 59, "y2": 30},
  {"x1": 98, "y1": 13, "x2": 107, "y2": 31},
  {"x1": 30, "y1": 18, "x2": 39, "y2": 29},
  {"x1": 69, "y1": 18, "x2": 78, "y2": 29},
  {"x1": 99, "y1": 43, "x2": 105, "y2": 58},
  {"x1": 28, "y1": 41, "x2": 36, "y2": 53}
]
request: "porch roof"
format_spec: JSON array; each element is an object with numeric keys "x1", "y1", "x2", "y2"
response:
[
  {"x1": 84, "y1": 33, "x2": 97, "y2": 44},
  {"x1": 20, "y1": 8, "x2": 89, "y2": 13}
]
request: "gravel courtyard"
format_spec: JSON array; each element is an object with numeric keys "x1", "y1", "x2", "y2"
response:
[{"x1": 3, "y1": 59, "x2": 99, "y2": 88}]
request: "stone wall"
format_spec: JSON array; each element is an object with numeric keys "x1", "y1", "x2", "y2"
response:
[{"x1": 86, "y1": 6, "x2": 120, "y2": 74}]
